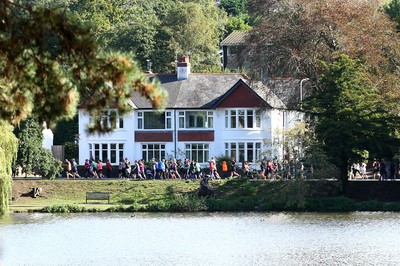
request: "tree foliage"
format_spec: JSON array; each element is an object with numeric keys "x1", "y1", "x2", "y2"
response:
[
  {"x1": 0, "y1": 120, "x2": 18, "y2": 216},
  {"x1": 243, "y1": 0, "x2": 400, "y2": 103},
  {"x1": 164, "y1": 1, "x2": 226, "y2": 72},
  {"x1": 14, "y1": 118, "x2": 63, "y2": 179},
  {"x1": 385, "y1": 0, "x2": 400, "y2": 31},
  {"x1": 219, "y1": 0, "x2": 251, "y2": 38},
  {"x1": 1, "y1": 0, "x2": 167, "y2": 133},
  {"x1": 303, "y1": 55, "x2": 400, "y2": 189},
  {"x1": 64, "y1": 0, "x2": 227, "y2": 73},
  {"x1": 0, "y1": 0, "x2": 168, "y2": 214}
]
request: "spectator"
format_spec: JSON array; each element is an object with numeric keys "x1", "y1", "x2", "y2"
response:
[
  {"x1": 372, "y1": 159, "x2": 380, "y2": 179},
  {"x1": 139, "y1": 159, "x2": 146, "y2": 180},
  {"x1": 209, "y1": 157, "x2": 220, "y2": 179},
  {"x1": 65, "y1": 159, "x2": 72, "y2": 179},
  {"x1": 118, "y1": 159, "x2": 125, "y2": 178},
  {"x1": 379, "y1": 159, "x2": 387, "y2": 181},
  {"x1": 91, "y1": 160, "x2": 98, "y2": 178},
  {"x1": 361, "y1": 161, "x2": 367, "y2": 179},
  {"x1": 105, "y1": 159, "x2": 112, "y2": 178},
  {"x1": 231, "y1": 158, "x2": 239, "y2": 178},
  {"x1": 194, "y1": 160, "x2": 201, "y2": 179},
  {"x1": 156, "y1": 159, "x2": 166, "y2": 179},
  {"x1": 71, "y1": 159, "x2": 80, "y2": 179},
  {"x1": 97, "y1": 160, "x2": 103, "y2": 178},
  {"x1": 222, "y1": 161, "x2": 228, "y2": 178},
  {"x1": 84, "y1": 159, "x2": 90, "y2": 178},
  {"x1": 125, "y1": 158, "x2": 131, "y2": 178},
  {"x1": 152, "y1": 158, "x2": 157, "y2": 180},
  {"x1": 389, "y1": 161, "x2": 397, "y2": 180}
]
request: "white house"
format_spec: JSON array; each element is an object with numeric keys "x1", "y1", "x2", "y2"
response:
[{"x1": 78, "y1": 57, "x2": 304, "y2": 166}]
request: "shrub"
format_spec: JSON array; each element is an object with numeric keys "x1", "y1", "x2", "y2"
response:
[
  {"x1": 42, "y1": 204, "x2": 84, "y2": 213},
  {"x1": 170, "y1": 194, "x2": 207, "y2": 212}
]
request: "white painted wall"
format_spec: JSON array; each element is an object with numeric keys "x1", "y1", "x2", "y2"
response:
[
  {"x1": 42, "y1": 128, "x2": 54, "y2": 150},
  {"x1": 78, "y1": 107, "x2": 302, "y2": 165},
  {"x1": 78, "y1": 109, "x2": 135, "y2": 165}
]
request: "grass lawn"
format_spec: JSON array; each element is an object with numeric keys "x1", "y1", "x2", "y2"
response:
[{"x1": 11, "y1": 179, "x2": 201, "y2": 207}]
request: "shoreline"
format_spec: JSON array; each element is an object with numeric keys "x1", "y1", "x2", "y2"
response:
[{"x1": 10, "y1": 178, "x2": 400, "y2": 213}]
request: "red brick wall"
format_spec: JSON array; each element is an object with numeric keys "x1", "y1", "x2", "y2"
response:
[
  {"x1": 135, "y1": 131, "x2": 173, "y2": 142},
  {"x1": 178, "y1": 131, "x2": 214, "y2": 141}
]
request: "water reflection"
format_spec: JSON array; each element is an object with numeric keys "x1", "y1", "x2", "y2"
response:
[{"x1": 0, "y1": 212, "x2": 399, "y2": 265}]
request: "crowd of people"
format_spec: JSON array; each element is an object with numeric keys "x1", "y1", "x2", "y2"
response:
[
  {"x1": 350, "y1": 159, "x2": 399, "y2": 180},
  {"x1": 64, "y1": 156, "x2": 315, "y2": 181}
]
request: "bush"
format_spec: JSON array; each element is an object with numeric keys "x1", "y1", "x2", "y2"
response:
[
  {"x1": 170, "y1": 194, "x2": 207, "y2": 212},
  {"x1": 42, "y1": 204, "x2": 84, "y2": 213},
  {"x1": 36, "y1": 148, "x2": 63, "y2": 179}
]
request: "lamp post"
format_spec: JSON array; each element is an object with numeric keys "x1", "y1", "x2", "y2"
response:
[
  {"x1": 146, "y1": 59, "x2": 152, "y2": 73},
  {"x1": 299, "y1": 78, "x2": 310, "y2": 109}
]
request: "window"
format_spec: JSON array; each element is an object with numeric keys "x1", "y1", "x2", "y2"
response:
[
  {"x1": 229, "y1": 46, "x2": 238, "y2": 55},
  {"x1": 142, "y1": 144, "x2": 166, "y2": 161},
  {"x1": 138, "y1": 111, "x2": 172, "y2": 130},
  {"x1": 225, "y1": 109, "x2": 261, "y2": 129},
  {"x1": 89, "y1": 110, "x2": 124, "y2": 129},
  {"x1": 224, "y1": 142, "x2": 262, "y2": 163},
  {"x1": 89, "y1": 143, "x2": 124, "y2": 164},
  {"x1": 178, "y1": 111, "x2": 213, "y2": 129},
  {"x1": 185, "y1": 143, "x2": 210, "y2": 163}
]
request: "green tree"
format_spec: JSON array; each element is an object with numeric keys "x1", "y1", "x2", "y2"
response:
[
  {"x1": 0, "y1": 0, "x2": 167, "y2": 214},
  {"x1": 385, "y1": 0, "x2": 400, "y2": 31},
  {"x1": 0, "y1": 121, "x2": 18, "y2": 216},
  {"x1": 303, "y1": 55, "x2": 400, "y2": 191},
  {"x1": 53, "y1": 115, "x2": 78, "y2": 145},
  {"x1": 163, "y1": 1, "x2": 227, "y2": 72},
  {"x1": 1, "y1": 0, "x2": 167, "y2": 132},
  {"x1": 243, "y1": 0, "x2": 400, "y2": 105},
  {"x1": 14, "y1": 118, "x2": 63, "y2": 179},
  {"x1": 219, "y1": 0, "x2": 251, "y2": 38},
  {"x1": 219, "y1": 0, "x2": 248, "y2": 17}
]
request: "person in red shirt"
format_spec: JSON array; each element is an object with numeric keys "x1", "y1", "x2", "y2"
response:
[
  {"x1": 106, "y1": 159, "x2": 112, "y2": 178},
  {"x1": 97, "y1": 160, "x2": 103, "y2": 178},
  {"x1": 209, "y1": 157, "x2": 220, "y2": 179}
]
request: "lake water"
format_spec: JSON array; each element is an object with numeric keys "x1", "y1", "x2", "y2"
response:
[{"x1": 0, "y1": 212, "x2": 399, "y2": 266}]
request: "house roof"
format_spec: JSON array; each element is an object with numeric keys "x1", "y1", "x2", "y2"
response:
[
  {"x1": 131, "y1": 73, "x2": 287, "y2": 110},
  {"x1": 220, "y1": 30, "x2": 248, "y2": 46}
]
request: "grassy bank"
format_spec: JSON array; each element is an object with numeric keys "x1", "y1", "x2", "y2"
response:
[{"x1": 11, "y1": 178, "x2": 400, "y2": 213}]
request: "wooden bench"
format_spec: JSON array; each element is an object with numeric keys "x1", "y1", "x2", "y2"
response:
[{"x1": 86, "y1": 192, "x2": 111, "y2": 204}]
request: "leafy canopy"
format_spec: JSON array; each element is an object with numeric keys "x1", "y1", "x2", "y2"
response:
[
  {"x1": 0, "y1": 0, "x2": 167, "y2": 133},
  {"x1": 14, "y1": 118, "x2": 63, "y2": 179},
  {"x1": 243, "y1": 0, "x2": 400, "y2": 104},
  {"x1": 303, "y1": 54, "x2": 400, "y2": 175}
]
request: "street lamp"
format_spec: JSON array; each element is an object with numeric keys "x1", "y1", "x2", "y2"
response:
[
  {"x1": 146, "y1": 59, "x2": 152, "y2": 73},
  {"x1": 299, "y1": 78, "x2": 310, "y2": 109}
]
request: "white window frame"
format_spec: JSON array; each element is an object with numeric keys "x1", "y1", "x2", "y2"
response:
[
  {"x1": 224, "y1": 109, "x2": 261, "y2": 129},
  {"x1": 178, "y1": 110, "x2": 214, "y2": 129},
  {"x1": 89, "y1": 109, "x2": 124, "y2": 130},
  {"x1": 88, "y1": 143, "x2": 125, "y2": 164},
  {"x1": 137, "y1": 111, "x2": 172, "y2": 130},
  {"x1": 142, "y1": 143, "x2": 166, "y2": 161},
  {"x1": 185, "y1": 143, "x2": 210, "y2": 163},
  {"x1": 224, "y1": 142, "x2": 262, "y2": 163}
]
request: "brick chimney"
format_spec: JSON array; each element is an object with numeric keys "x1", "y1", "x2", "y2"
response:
[{"x1": 177, "y1": 55, "x2": 190, "y2": 80}]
